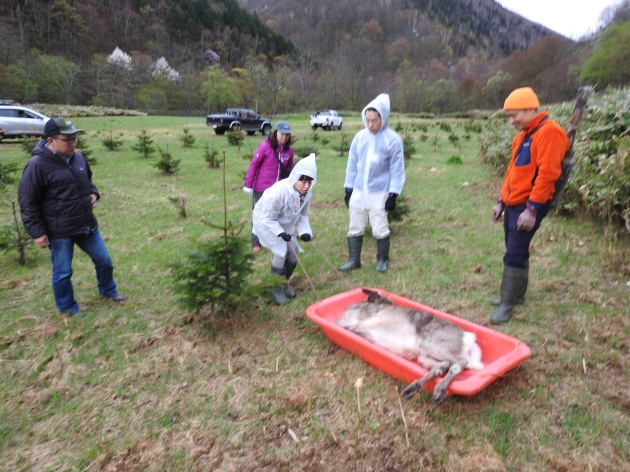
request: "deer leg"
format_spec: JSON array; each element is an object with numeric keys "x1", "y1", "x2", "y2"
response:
[
  {"x1": 431, "y1": 360, "x2": 466, "y2": 407},
  {"x1": 400, "y1": 361, "x2": 450, "y2": 401}
]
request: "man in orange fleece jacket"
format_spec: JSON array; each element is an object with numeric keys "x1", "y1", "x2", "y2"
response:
[{"x1": 490, "y1": 87, "x2": 569, "y2": 324}]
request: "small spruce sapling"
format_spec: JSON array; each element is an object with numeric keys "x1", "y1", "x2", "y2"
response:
[
  {"x1": 203, "y1": 143, "x2": 220, "y2": 168},
  {"x1": 168, "y1": 195, "x2": 187, "y2": 218},
  {"x1": 179, "y1": 127, "x2": 196, "y2": 148},
  {"x1": 154, "y1": 147, "x2": 181, "y2": 175},
  {"x1": 102, "y1": 127, "x2": 123, "y2": 151},
  {"x1": 403, "y1": 128, "x2": 416, "y2": 160},
  {"x1": 171, "y1": 150, "x2": 262, "y2": 319},
  {"x1": 132, "y1": 130, "x2": 156, "y2": 158},
  {"x1": 0, "y1": 201, "x2": 32, "y2": 265},
  {"x1": 338, "y1": 133, "x2": 349, "y2": 157},
  {"x1": 226, "y1": 128, "x2": 244, "y2": 148},
  {"x1": 20, "y1": 136, "x2": 38, "y2": 156},
  {"x1": 0, "y1": 161, "x2": 18, "y2": 188},
  {"x1": 77, "y1": 136, "x2": 97, "y2": 166}
]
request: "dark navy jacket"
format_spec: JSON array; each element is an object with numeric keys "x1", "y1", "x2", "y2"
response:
[{"x1": 18, "y1": 140, "x2": 100, "y2": 239}]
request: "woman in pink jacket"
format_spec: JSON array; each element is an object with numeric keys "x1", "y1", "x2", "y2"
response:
[{"x1": 243, "y1": 120, "x2": 294, "y2": 252}]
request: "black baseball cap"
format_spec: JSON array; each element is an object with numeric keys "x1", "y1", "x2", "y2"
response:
[{"x1": 44, "y1": 117, "x2": 82, "y2": 138}]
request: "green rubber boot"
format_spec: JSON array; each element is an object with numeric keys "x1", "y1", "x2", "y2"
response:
[
  {"x1": 339, "y1": 236, "x2": 363, "y2": 271},
  {"x1": 375, "y1": 236, "x2": 390, "y2": 273},
  {"x1": 490, "y1": 265, "x2": 528, "y2": 324},
  {"x1": 284, "y1": 260, "x2": 297, "y2": 298},
  {"x1": 271, "y1": 265, "x2": 290, "y2": 305},
  {"x1": 490, "y1": 261, "x2": 528, "y2": 306}
]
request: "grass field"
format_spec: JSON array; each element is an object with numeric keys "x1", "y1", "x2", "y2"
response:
[{"x1": 0, "y1": 112, "x2": 628, "y2": 471}]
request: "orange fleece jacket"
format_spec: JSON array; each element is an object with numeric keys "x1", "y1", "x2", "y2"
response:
[{"x1": 500, "y1": 112, "x2": 569, "y2": 208}]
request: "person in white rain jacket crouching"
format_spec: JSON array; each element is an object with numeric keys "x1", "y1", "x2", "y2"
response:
[{"x1": 253, "y1": 153, "x2": 317, "y2": 305}]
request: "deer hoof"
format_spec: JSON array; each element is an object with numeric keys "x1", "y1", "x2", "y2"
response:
[
  {"x1": 400, "y1": 384, "x2": 420, "y2": 401},
  {"x1": 431, "y1": 390, "x2": 447, "y2": 407}
]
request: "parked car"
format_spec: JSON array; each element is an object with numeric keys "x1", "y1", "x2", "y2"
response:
[
  {"x1": 0, "y1": 104, "x2": 49, "y2": 141},
  {"x1": 309, "y1": 110, "x2": 343, "y2": 130},
  {"x1": 206, "y1": 108, "x2": 272, "y2": 136}
]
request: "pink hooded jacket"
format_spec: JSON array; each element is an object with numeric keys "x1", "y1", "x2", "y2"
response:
[{"x1": 244, "y1": 137, "x2": 294, "y2": 193}]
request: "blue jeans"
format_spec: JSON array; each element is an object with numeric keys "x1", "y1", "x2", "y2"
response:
[
  {"x1": 49, "y1": 227, "x2": 117, "y2": 313},
  {"x1": 503, "y1": 202, "x2": 551, "y2": 269}
]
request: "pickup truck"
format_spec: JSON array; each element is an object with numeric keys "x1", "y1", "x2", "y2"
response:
[
  {"x1": 206, "y1": 108, "x2": 272, "y2": 136},
  {"x1": 309, "y1": 110, "x2": 343, "y2": 130}
]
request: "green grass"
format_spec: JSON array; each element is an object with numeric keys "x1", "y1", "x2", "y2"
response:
[{"x1": 0, "y1": 114, "x2": 628, "y2": 470}]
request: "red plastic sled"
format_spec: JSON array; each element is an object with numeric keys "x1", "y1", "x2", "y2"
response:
[{"x1": 306, "y1": 288, "x2": 531, "y2": 396}]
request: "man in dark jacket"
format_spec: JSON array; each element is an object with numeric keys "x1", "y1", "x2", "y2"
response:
[{"x1": 18, "y1": 117, "x2": 126, "y2": 317}]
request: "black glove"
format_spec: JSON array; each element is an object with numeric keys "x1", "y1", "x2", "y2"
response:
[
  {"x1": 300, "y1": 234, "x2": 312, "y2": 242},
  {"x1": 385, "y1": 193, "x2": 397, "y2": 212},
  {"x1": 344, "y1": 188, "x2": 353, "y2": 208},
  {"x1": 278, "y1": 232, "x2": 292, "y2": 241}
]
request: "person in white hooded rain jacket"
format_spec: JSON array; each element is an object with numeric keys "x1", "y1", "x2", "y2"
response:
[
  {"x1": 339, "y1": 93, "x2": 405, "y2": 273},
  {"x1": 253, "y1": 153, "x2": 317, "y2": 304}
]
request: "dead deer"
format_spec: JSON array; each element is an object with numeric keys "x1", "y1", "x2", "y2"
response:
[{"x1": 335, "y1": 289, "x2": 484, "y2": 406}]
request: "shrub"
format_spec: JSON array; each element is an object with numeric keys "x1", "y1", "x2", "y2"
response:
[
  {"x1": 171, "y1": 231, "x2": 256, "y2": 316},
  {"x1": 77, "y1": 137, "x2": 96, "y2": 166},
  {"x1": 478, "y1": 122, "x2": 512, "y2": 174},
  {"x1": 179, "y1": 127, "x2": 196, "y2": 148},
  {"x1": 403, "y1": 128, "x2": 416, "y2": 159},
  {"x1": 464, "y1": 121, "x2": 483, "y2": 134},
  {"x1": 439, "y1": 122, "x2": 452, "y2": 133},
  {"x1": 0, "y1": 161, "x2": 18, "y2": 188},
  {"x1": 154, "y1": 147, "x2": 180, "y2": 175},
  {"x1": 168, "y1": 195, "x2": 187, "y2": 218},
  {"x1": 132, "y1": 130, "x2": 156, "y2": 158},
  {"x1": 171, "y1": 150, "x2": 260, "y2": 318},
  {"x1": 293, "y1": 145, "x2": 318, "y2": 159},
  {"x1": 226, "y1": 129, "x2": 244, "y2": 147},
  {"x1": 564, "y1": 88, "x2": 629, "y2": 231},
  {"x1": 102, "y1": 132, "x2": 123, "y2": 151},
  {"x1": 0, "y1": 201, "x2": 31, "y2": 265},
  {"x1": 448, "y1": 133, "x2": 460, "y2": 147},
  {"x1": 389, "y1": 196, "x2": 411, "y2": 222},
  {"x1": 203, "y1": 143, "x2": 219, "y2": 168},
  {"x1": 20, "y1": 136, "x2": 38, "y2": 156},
  {"x1": 446, "y1": 154, "x2": 463, "y2": 165},
  {"x1": 338, "y1": 134, "x2": 349, "y2": 156}
]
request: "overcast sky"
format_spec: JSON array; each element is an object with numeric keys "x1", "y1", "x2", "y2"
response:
[{"x1": 496, "y1": 0, "x2": 622, "y2": 39}]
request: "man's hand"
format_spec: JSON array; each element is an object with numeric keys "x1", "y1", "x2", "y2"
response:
[
  {"x1": 278, "y1": 232, "x2": 292, "y2": 241},
  {"x1": 492, "y1": 202, "x2": 505, "y2": 223},
  {"x1": 243, "y1": 187, "x2": 253, "y2": 195},
  {"x1": 300, "y1": 234, "x2": 312, "y2": 242},
  {"x1": 385, "y1": 193, "x2": 397, "y2": 212},
  {"x1": 517, "y1": 206, "x2": 537, "y2": 231},
  {"x1": 90, "y1": 193, "x2": 98, "y2": 208},
  {"x1": 344, "y1": 188, "x2": 353, "y2": 208},
  {"x1": 34, "y1": 235, "x2": 49, "y2": 248}
]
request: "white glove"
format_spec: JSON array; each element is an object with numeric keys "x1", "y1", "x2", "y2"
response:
[{"x1": 243, "y1": 187, "x2": 253, "y2": 195}]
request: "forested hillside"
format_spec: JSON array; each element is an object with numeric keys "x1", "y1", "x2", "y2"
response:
[
  {"x1": 239, "y1": 0, "x2": 553, "y2": 59},
  {"x1": 0, "y1": 0, "x2": 627, "y2": 114}
]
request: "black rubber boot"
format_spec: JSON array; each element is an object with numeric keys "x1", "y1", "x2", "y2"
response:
[
  {"x1": 375, "y1": 236, "x2": 390, "y2": 273},
  {"x1": 284, "y1": 260, "x2": 297, "y2": 298},
  {"x1": 339, "y1": 236, "x2": 363, "y2": 271},
  {"x1": 271, "y1": 266, "x2": 289, "y2": 305},
  {"x1": 490, "y1": 265, "x2": 528, "y2": 324},
  {"x1": 490, "y1": 261, "x2": 528, "y2": 305}
]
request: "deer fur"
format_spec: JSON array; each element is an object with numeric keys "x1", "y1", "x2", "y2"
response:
[{"x1": 335, "y1": 289, "x2": 484, "y2": 406}]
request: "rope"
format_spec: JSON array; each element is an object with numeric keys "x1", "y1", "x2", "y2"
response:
[{"x1": 288, "y1": 238, "x2": 357, "y2": 297}]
